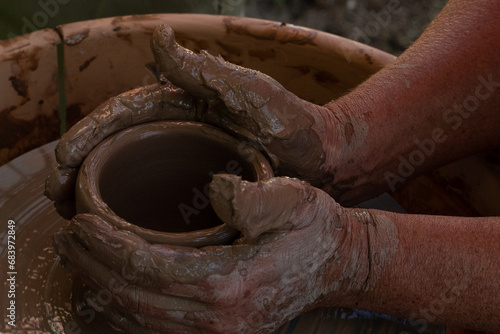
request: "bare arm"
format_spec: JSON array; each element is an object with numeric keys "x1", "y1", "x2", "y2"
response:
[
  {"x1": 322, "y1": 209, "x2": 500, "y2": 332},
  {"x1": 328, "y1": 0, "x2": 500, "y2": 204},
  {"x1": 47, "y1": 5, "x2": 500, "y2": 332},
  {"x1": 310, "y1": 3, "x2": 500, "y2": 329},
  {"x1": 53, "y1": 174, "x2": 500, "y2": 333}
]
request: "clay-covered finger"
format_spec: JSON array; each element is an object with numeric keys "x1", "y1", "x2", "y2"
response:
[
  {"x1": 53, "y1": 229, "x2": 209, "y2": 318},
  {"x1": 68, "y1": 214, "x2": 150, "y2": 274},
  {"x1": 152, "y1": 25, "x2": 299, "y2": 116},
  {"x1": 151, "y1": 25, "x2": 217, "y2": 100},
  {"x1": 68, "y1": 214, "x2": 258, "y2": 291},
  {"x1": 151, "y1": 25, "x2": 313, "y2": 132},
  {"x1": 82, "y1": 288, "x2": 208, "y2": 334},
  {"x1": 55, "y1": 83, "x2": 196, "y2": 168},
  {"x1": 80, "y1": 288, "x2": 157, "y2": 334},
  {"x1": 151, "y1": 25, "x2": 329, "y2": 182},
  {"x1": 210, "y1": 174, "x2": 332, "y2": 239}
]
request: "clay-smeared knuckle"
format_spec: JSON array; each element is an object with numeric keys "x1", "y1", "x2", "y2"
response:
[
  {"x1": 55, "y1": 142, "x2": 83, "y2": 168},
  {"x1": 55, "y1": 113, "x2": 99, "y2": 167}
]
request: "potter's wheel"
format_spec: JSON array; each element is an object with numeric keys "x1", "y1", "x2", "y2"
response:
[{"x1": 0, "y1": 142, "x2": 444, "y2": 333}]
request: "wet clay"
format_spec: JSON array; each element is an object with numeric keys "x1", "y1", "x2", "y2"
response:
[
  {"x1": 52, "y1": 174, "x2": 399, "y2": 333},
  {"x1": 95, "y1": 123, "x2": 262, "y2": 232},
  {"x1": 55, "y1": 82, "x2": 196, "y2": 168},
  {"x1": 51, "y1": 175, "x2": 335, "y2": 333},
  {"x1": 209, "y1": 174, "x2": 310, "y2": 239},
  {"x1": 210, "y1": 174, "x2": 399, "y2": 295},
  {"x1": 75, "y1": 121, "x2": 273, "y2": 246},
  {"x1": 3, "y1": 140, "x2": 427, "y2": 334},
  {"x1": 150, "y1": 25, "x2": 343, "y2": 187},
  {"x1": 52, "y1": 24, "x2": 369, "y2": 203}
]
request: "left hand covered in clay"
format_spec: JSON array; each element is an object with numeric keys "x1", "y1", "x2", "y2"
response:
[{"x1": 53, "y1": 174, "x2": 377, "y2": 334}]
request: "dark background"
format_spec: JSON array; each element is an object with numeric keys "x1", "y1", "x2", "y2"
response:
[
  {"x1": 245, "y1": 0, "x2": 447, "y2": 55},
  {"x1": 1, "y1": 0, "x2": 448, "y2": 55}
]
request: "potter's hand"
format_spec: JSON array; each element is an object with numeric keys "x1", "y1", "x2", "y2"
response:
[
  {"x1": 52, "y1": 175, "x2": 373, "y2": 334},
  {"x1": 45, "y1": 24, "x2": 360, "y2": 215},
  {"x1": 150, "y1": 25, "x2": 358, "y2": 187}
]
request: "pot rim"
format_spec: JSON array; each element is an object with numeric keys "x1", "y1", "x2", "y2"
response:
[{"x1": 75, "y1": 120, "x2": 274, "y2": 246}]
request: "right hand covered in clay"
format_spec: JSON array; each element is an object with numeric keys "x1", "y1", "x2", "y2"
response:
[
  {"x1": 45, "y1": 24, "x2": 363, "y2": 217},
  {"x1": 53, "y1": 174, "x2": 388, "y2": 334}
]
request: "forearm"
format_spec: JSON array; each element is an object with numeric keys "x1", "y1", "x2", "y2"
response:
[
  {"x1": 349, "y1": 209, "x2": 500, "y2": 331},
  {"x1": 326, "y1": 0, "x2": 500, "y2": 204}
]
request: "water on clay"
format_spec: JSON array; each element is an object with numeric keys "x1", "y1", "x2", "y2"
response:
[
  {"x1": 98, "y1": 128, "x2": 258, "y2": 233},
  {"x1": 0, "y1": 142, "x2": 117, "y2": 333}
]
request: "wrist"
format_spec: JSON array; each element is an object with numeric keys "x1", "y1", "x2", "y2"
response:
[
  {"x1": 319, "y1": 97, "x2": 381, "y2": 204},
  {"x1": 316, "y1": 206, "x2": 400, "y2": 309}
]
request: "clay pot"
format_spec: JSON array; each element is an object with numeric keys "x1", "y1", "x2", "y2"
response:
[
  {"x1": 75, "y1": 120, "x2": 274, "y2": 247},
  {"x1": 3, "y1": 14, "x2": 500, "y2": 218}
]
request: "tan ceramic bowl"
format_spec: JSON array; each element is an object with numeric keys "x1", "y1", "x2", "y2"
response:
[{"x1": 75, "y1": 121, "x2": 274, "y2": 247}]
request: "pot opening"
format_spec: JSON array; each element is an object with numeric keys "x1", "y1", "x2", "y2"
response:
[{"x1": 98, "y1": 128, "x2": 258, "y2": 233}]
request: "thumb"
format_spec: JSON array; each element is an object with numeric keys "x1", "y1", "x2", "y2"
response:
[
  {"x1": 209, "y1": 174, "x2": 321, "y2": 239},
  {"x1": 151, "y1": 25, "x2": 312, "y2": 139}
]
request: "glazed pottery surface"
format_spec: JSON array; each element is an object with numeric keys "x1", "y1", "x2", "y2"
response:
[{"x1": 76, "y1": 121, "x2": 274, "y2": 247}]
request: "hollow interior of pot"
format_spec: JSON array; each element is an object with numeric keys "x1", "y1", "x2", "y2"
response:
[{"x1": 98, "y1": 128, "x2": 258, "y2": 233}]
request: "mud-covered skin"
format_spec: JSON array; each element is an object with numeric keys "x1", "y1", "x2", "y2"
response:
[
  {"x1": 46, "y1": 25, "x2": 365, "y2": 208},
  {"x1": 151, "y1": 24, "x2": 361, "y2": 186},
  {"x1": 45, "y1": 82, "x2": 198, "y2": 215},
  {"x1": 54, "y1": 82, "x2": 195, "y2": 168},
  {"x1": 53, "y1": 175, "x2": 395, "y2": 334}
]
